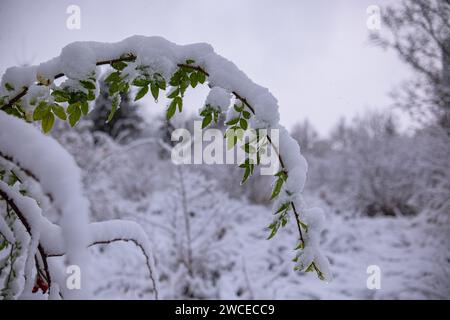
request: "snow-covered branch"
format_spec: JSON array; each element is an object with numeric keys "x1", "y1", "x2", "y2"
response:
[{"x1": 0, "y1": 35, "x2": 331, "y2": 283}]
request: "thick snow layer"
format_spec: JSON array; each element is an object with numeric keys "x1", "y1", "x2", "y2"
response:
[
  {"x1": 2, "y1": 36, "x2": 280, "y2": 127},
  {"x1": 0, "y1": 112, "x2": 91, "y2": 297}
]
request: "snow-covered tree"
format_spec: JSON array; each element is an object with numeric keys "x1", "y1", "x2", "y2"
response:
[{"x1": 379, "y1": 0, "x2": 450, "y2": 129}]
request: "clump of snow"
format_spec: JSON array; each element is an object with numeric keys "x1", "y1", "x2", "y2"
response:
[
  {"x1": 276, "y1": 126, "x2": 306, "y2": 171},
  {"x1": 59, "y1": 42, "x2": 97, "y2": 80},
  {"x1": 284, "y1": 166, "x2": 307, "y2": 194},
  {"x1": 0, "y1": 65, "x2": 37, "y2": 97},
  {"x1": 205, "y1": 87, "x2": 231, "y2": 112}
]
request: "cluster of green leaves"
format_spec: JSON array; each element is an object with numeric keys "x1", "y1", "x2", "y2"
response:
[
  {"x1": 266, "y1": 170, "x2": 308, "y2": 239},
  {"x1": 266, "y1": 170, "x2": 296, "y2": 241},
  {"x1": 166, "y1": 60, "x2": 206, "y2": 120},
  {"x1": 104, "y1": 62, "x2": 133, "y2": 122},
  {"x1": 42, "y1": 75, "x2": 97, "y2": 130},
  {"x1": 199, "y1": 104, "x2": 221, "y2": 129},
  {"x1": 267, "y1": 201, "x2": 291, "y2": 240},
  {"x1": 32, "y1": 100, "x2": 66, "y2": 133},
  {"x1": 265, "y1": 170, "x2": 325, "y2": 279},
  {"x1": 238, "y1": 158, "x2": 255, "y2": 185},
  {"x1": 237, "y1": 130, "x2": 268, "y2": 184},
  {"x1": 224, "y1": 103, "x2": 251, "y2": 149},
  {"x1": 133, "y1": 72, "x2": 166, "y2": 103}
]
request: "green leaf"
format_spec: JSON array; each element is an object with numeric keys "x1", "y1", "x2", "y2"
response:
[
  {"x1": 42, "y1": 112, "x2": 55, "y2": 133},
  {"x1": 190, "y1": 73, "x2": 198, "y2": 88},
  {"x1": 52, "y1": 104, "x2": 67, "y2": 120},
  {"x1": 270, "y1": 177, "x2": 284, "y2": 200},
  {"x1": 132, "y1": 78, "x2": 149, "y2": 87},
  {"x1": 135, "y1": 85, "x2": 149, "y2": 101},
  {"x1": 169, "y1": 72, "x2": 181, "y2": 86},
  {"x1": 111, "y1": 60, "x2": 127, "y2": 71},
  {"x1": 267, "y1": 223, "x2": 279, "y2": 240},
  {"x1": 150, "y1": 83, "x2": 159, "y2": 101},
  {"x1": 109, "y1": 82, "x2": 120, "y2": 96},
  {"x1": 87, "y1": 90, "x2": 95, "y2": 101},
  {"x1": 275, "y1": 202, "x2": 291, "y2": 215},
  {"x1": 33, "y1": 102, "x2": 49, "y2": 121},
  {"x1": 167, "y1": 87, "x2": 179, "y2": 99},
  {"x1": 226, "y1": 133, "x2": 238, "y2": 150},
  {"x1": 69, "y1": 106, "x2": 81, "y2": 127},
  {"x1": 242, "y1": 111, "x2": 251, "y2": 119},
  {"x1": 197, "y1": 71, "x2": 206, "y2": 84},
  {"x1": 305, "y1": 263, "x2": 315, "y2": 273},
  {"x1": 166, "y1": 100, "x2": 177, "y2": 120},
  {"x1": 185, "y1": 59, "x2": 195, "y2": 64},
  {"x1": 156, "y1": 77, "x2": 166, "y2": 90},
  {"x1": 202, "y1": 114, "x2": 212, "y2": 129},
  {"x1": 234, "y1": 104, "x2": 243, "y2": 113},
  {"x1": 80, "y1": 101, "x2": 89, "y2": 115},
  {"x1": 79, "y1": 80, "x2": 95, "y2": 90},
  {"x1": 107, "y1": 95, "x2": 120, "y2": 123},
  {"x1": 226, "y1": 117, "x2": 239, "y2": 126},
  {"x1": 275, "y1": 170, "x2": 288, "y2": 180},
  {"x1": 240, "y1": 118, "x2": 248, "y2": 130},
  {"x1": 180, "y1": 80, "x2": 189, "y2": 95},
  {"x1": 105, "y1": 72, "x2": 121, "y2": 83},
  {"x1": 241, "y1": 166, "x2": 251, "y2": 185},
  {"x1": 174, "y1": 96, "x2": 183, "y2": 112},
  {"x1": 295, "y1": 241, "x2": 305, "y2": 250},
  {"x1": 67, "y1": 101, "x2": 81, "y2": 114},
  {"x1": 299, "y1": 221, "x2": 309, "y2": 232},
  {"x1": 5, "y1": 83, "x2": 14, "y2": 91},
  {"x1": 51, "y1": 90, "x2": 69, "y2": 102},
  {"x1": 119, "y1": 82, "x2": 129, "y2": 94}
]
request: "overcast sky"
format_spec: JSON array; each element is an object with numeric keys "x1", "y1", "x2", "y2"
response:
[{"x1": 0, "y1": 0, "x2": 411, "y2": 135}]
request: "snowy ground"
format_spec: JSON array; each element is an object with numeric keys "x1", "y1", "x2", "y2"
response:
[{"x1": 87, "y1": 196, "x2": 450, "y2": 300}]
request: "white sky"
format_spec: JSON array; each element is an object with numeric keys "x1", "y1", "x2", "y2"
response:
[{"x1": 0, "y1": 0, "x2": 411, "y2": 135}]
